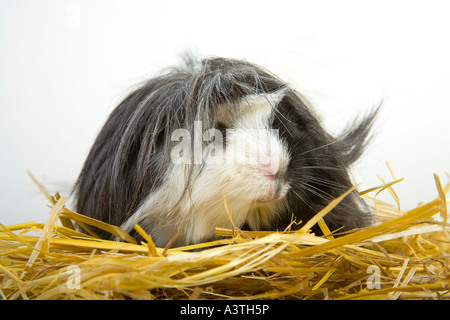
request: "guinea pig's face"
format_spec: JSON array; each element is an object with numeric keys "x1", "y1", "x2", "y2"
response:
[
  {"x1": 185, "y1": 90, "x2": 292, "y2": 228},
  {"x1": 216, "y1": 91, "x2": 290, "y2": 201}
]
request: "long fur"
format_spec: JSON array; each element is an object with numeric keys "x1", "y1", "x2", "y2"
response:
[{"x1": 74, "y1": 56, "x2": 380, "y2": 246}]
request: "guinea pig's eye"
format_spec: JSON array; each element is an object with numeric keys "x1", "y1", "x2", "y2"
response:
[
  {"x1": 208, "y1": 122, "x2": 228, "y2": 146},
  {"x1": 216, "y1": 122, "x2": 228, "y2": 138}
]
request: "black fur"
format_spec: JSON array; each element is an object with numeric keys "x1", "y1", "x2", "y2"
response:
[{"x1": 271, "y1": 91, "x2": 378, "y2": 234}]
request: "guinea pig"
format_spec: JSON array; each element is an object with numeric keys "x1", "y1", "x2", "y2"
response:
[{"x1": 74, "y1": 56, "x2": 379, "y2": 247}]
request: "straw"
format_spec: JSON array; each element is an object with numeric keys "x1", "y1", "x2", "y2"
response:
[{"x1": 1, "y1": 171, "x2": 449, "y2": 300}]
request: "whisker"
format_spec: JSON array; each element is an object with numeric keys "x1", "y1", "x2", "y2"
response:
[
  {"x1": 300, "y1": 166, "x2": 346, "y2": 172},
  {"x1": 289, "y1": 189, "x2": 317, "y2": 213},
  {"x1": 307, "y1": 177, "x2": 348, "y2": 190},
  {"x1": 290, "y1": 181, "x2": 334, "y2": 203}
]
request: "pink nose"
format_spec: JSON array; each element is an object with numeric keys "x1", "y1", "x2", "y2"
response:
[{"x1": 260, "y1": 160, "x2": 279, "y2": 179}]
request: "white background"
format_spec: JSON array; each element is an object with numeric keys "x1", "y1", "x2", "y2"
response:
[{"x1": 1, "y1": 0, "x2": 449, "y2": 226}]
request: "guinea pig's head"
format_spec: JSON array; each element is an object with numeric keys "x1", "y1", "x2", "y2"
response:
[
  {"x1": 186, "y1": 90, "x2": 292, "y2": 230},
  {"x1": 209, "y1": 91, "x2": 290, "y2": 201},
  {"x1": 161, "y1": 59, "x2": 298, "y2": 240},
  {"x1": 166, "y1": 58, "x2": 377, "y2": 240}
]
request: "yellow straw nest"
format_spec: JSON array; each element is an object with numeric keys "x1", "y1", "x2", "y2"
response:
[{"x1": 1, "y1": 169, "x2": 449, "y2": 300}]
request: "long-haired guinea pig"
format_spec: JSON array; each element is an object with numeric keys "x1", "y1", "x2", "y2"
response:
[{"x1": 74, "y1": 56, "x2": 379, "y2": 247}]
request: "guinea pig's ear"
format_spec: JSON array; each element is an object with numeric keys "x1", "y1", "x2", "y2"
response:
[
  {"x1": 259, "y1": 88, "x2": 288, "y2": 109},
  {"x1": 216, "y1": 88, "x2": 288, "y2": 126},
  {"x1": 241, "y1": 88, "x2": 289, "y2": 117}
]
